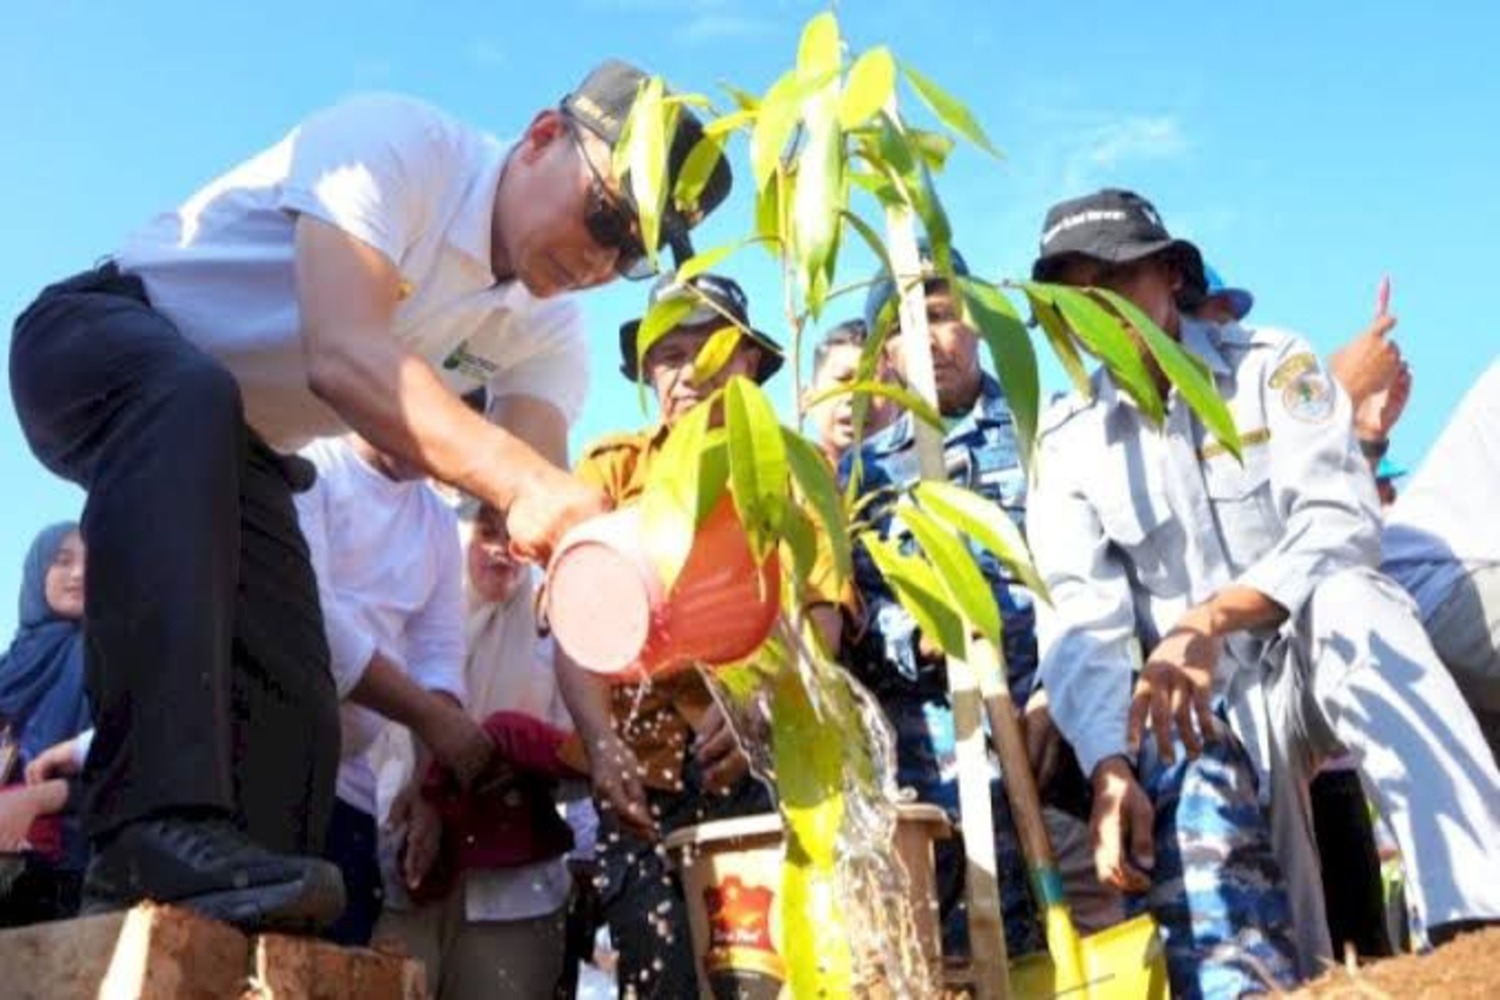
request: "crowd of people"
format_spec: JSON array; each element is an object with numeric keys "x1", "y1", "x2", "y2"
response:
[{"x1": 1, "y1": 55, "x2": 1497, "y2": 1000}]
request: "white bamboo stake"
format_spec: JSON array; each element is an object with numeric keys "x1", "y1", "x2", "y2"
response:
[{"x1": 881, "y1": 121, "x2": 1011, "y2": 1000}]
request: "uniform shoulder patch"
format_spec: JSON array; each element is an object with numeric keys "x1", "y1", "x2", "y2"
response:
[
  {"x1": 1281, "y1": 367, "x2": 1335, "y2": 422},
  {"x1": 1266, "y1": 351, "x2": 1319, "y2": 389}
]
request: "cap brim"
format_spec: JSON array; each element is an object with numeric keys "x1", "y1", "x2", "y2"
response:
[
  {"x1": 1033, "y1": 238, "x2": 1205, "y2": 290},
  {"x1": 1223, "y1": 288, "x2": 1254, "y2": 320},
  {"x1": 749, "y1": 330, "x2": 784, "y2": 383},
  {"x1": 618, "y1": 318, "x2": 643, "y2": 380},
  {"x1": 618, "y1": 319, "x2": 784, "y2": 384}
]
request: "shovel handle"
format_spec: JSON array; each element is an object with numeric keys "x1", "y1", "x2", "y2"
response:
[{"x1": 971, "y1": 639, "x2": 1058, "y2": 875}]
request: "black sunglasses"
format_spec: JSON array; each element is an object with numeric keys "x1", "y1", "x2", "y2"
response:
[{"x1": 564, "y1": 119, "x2": 654, "y2": 280}]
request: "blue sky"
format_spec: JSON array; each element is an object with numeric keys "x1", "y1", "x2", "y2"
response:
[{"x1": 1, "y1": 0, "x2": 1495, "y2": 637}]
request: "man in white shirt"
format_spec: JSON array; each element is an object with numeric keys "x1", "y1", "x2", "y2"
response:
[
  {"x1": 7, "y1": 60, "x2": 731, "y2": 931},
  {"x1": 1383, "y1": 360, "x2": 1500, "y2": 763}
]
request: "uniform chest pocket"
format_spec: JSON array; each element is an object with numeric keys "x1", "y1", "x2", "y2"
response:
[
  {"x1": 1094, "y1": 482, "x2": 1180, "y2": 590},
  {"x1": 1095, "y1": 481, "x2": 1169, "y2": 545},
  {"x1": 1202, "y1": 437, "x2": 1272, "y2": 499},
  {"x1": 1202, "y1": 442, "x2": 1277, "y2": 569}
]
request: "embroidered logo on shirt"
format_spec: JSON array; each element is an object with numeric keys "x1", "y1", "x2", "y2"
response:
[
  {"x1": 441, "y1": 341, "x2": 499, "y2": 382},
  {"x1": 1283, "y1": 370, "x2": 1335, "y2": 422}
]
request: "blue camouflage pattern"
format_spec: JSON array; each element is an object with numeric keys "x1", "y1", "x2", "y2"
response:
[
  {"x1": 1134, "y1": 728, "x2": 1300, "y2": 999},
  {"x1": 840, "y1": 373, "x2": 1037, "y2": 704}
]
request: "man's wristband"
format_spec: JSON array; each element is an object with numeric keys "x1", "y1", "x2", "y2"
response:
[{"x1": 1358, "y1": 436, "x2": 1389, "y2": 461}]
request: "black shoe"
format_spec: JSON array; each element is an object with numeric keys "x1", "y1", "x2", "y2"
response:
[{"x1": 82, "y1": 815, "x2": 345, "y2": 933}]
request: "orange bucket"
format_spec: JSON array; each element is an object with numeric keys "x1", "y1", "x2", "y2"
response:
[{"x1": 545, "y1": 495, "x2": 781, "y2": 681}]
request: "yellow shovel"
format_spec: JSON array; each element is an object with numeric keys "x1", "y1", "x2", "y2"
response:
[{"x1": 971, "y1": 639, "x2": 1169, "y2": 999}]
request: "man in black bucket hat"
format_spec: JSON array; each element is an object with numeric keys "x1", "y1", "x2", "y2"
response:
[
  {"x1": 7, "y1": 58, "x2": 730, "y2": 934},
  {"x1": 1031, "y1": 187, "x2": 1206, "y2": 295},
  {"x1": 1026, "y1": 187, "x2": 1500, "y2": 994}
]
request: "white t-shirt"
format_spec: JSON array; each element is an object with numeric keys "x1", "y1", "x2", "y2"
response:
[
  {"x1": 294, "y1": 437, "x2": 466, "y2": 815},
  {"x1": 1383, "y1": 359, "x2": 1500, "y2": 617},
  {"x1": 115, "y1": 93, "x2": 589, "y2": 452}
]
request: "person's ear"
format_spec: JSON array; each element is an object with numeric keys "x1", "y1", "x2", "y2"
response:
[{"x1": 519, "y1": 109, "x2": 568, "y2": 165}]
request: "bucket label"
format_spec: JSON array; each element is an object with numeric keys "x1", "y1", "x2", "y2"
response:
[{"x1": 703, "y1": 876, "x2": 785, "y2": 999}]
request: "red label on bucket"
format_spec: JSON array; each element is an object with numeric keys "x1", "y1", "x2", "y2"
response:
[{"x1": 703, "y1": 876, "x2": 785, "y2": 997}]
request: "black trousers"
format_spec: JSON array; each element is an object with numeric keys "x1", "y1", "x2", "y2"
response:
[{"x1": 8, "y1": 263, "x2": 338, "y2": 855}]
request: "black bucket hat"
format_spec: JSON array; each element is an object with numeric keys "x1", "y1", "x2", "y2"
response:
[
  {"x1": 618, "y1": 272, "x2": 784, "y2": 384},
  {"x1": 562, "y1": 60, "x2": 733, "y2": 268},
  {"x1": 1031, "y1": 188, "x2": 1206, "y2": 294}
]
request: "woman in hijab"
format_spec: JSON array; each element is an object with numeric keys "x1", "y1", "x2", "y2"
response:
[
  {"x1": 373, "y1": 502, "x2": 586, "y2": 998},
  {"x1": 0, "y1": 521, "x2": 91, "y2": 923},
  {"x1": 0, "y1": 523, "x2": 90, "y2": 765}
]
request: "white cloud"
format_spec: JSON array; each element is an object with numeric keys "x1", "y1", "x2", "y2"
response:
[
  {"x1": 672, "y1": 13, "x2": 771, "y2": 44},
  {"x1": 1060, "y1": 116, "x2": 1188, "y2": 192}
]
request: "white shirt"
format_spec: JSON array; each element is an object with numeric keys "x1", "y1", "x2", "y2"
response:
[
  {"x1": 294, "y1": 437, "x2": 466, "y2": 814},
  {"x1": 115, "y1": 93, "x2": 589, "y2": 452},
  {"x1": 1383, "y1": 359, "x2": 1500, "y2": 617},
  {"x1": 1029, "y1": 319, "x2": 1379, "y2": 774}
]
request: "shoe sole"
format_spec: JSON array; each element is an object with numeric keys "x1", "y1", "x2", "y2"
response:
[{"x1": 82, "y1": 862, "x2": 347, "y2": 936}]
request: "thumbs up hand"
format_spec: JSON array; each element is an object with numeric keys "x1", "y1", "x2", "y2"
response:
[{"x1": 1330, "y1": 311, "x2": 1402, "y2": 411}]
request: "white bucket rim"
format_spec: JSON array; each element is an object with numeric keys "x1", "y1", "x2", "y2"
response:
[{"x1": 661, "y1": 802, "x2": 951, "y2": 855}]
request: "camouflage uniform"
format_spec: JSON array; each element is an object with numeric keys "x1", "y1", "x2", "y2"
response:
[{"x1": 1131, "y1": 732, "x2": 1299, "y2": 997}]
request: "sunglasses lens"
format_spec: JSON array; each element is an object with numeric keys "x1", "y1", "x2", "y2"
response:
[{"x1": 585, "y1": 196, "x2": 653, "y2": 278}]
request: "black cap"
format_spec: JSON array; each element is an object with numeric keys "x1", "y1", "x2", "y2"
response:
[
  {"x1": 619, "y1": 272, "x2": 784, "y2": 384},
  {"x1": 1031, "y1": 188, "x2": 1205, "y2": 293},
  {"x1": 562, "y1": 60, "x2": 732, "y2": 265},
  {"x1": 863, "y1": 242, "x2": 971, "y2": 337}
]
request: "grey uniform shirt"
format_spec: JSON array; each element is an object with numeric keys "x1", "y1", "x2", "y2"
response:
[{"x1": 1028, "y1": 317, "x2": 1381, "y2": 775}]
